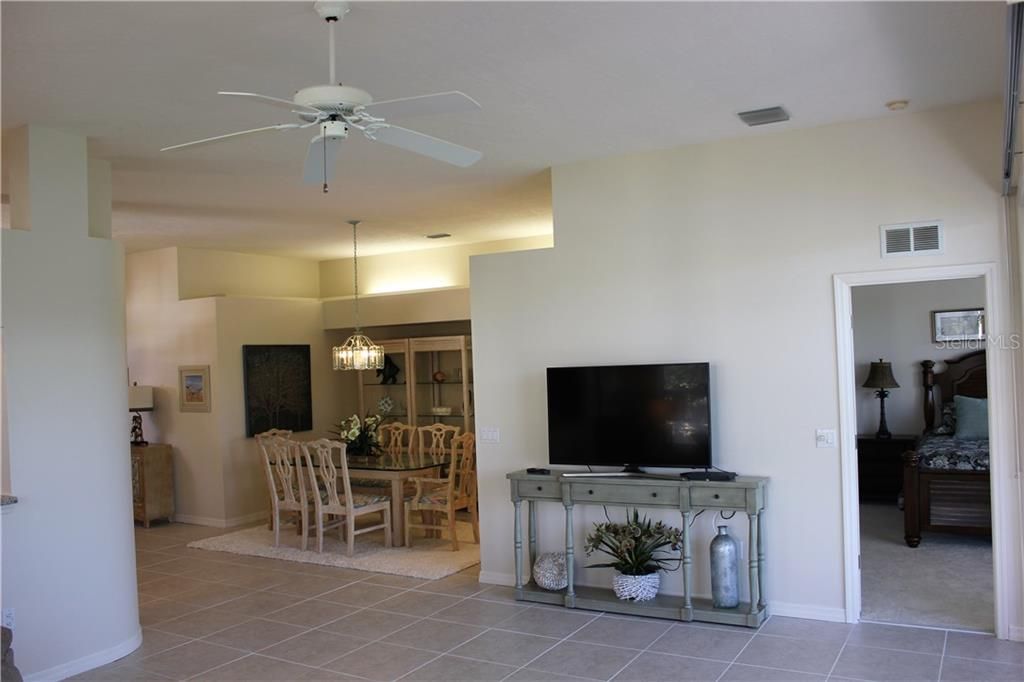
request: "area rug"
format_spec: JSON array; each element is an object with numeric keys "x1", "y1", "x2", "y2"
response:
[
  {"x1": 860, "y1": 502, "x2": 993, "y2": 632},
  {"x1": 187, "y1": 521, "x2": 479, "y2": 580}
]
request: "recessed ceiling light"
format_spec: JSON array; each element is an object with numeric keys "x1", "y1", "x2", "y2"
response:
[
  {"x1": 737, "y1": 106, "x2": 790, "y2": 127},
  {"x1": 886, "y1": 100, "x2": 910, "y2": 111},
  {"x1": 425, "y1": 232, "x2": 451, "y2": 239}
]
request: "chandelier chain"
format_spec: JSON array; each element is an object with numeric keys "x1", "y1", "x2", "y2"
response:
[{"x1": 350, "y1": 219, "x2": 361, "y2": 330}]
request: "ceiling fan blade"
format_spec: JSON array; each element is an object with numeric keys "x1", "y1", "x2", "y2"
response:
[
  {"x1": 218, "y1": 91, "x2": 320, "y2": 115},
  {"x1": 160, "y1": 123, "x2": 302, "y2": 152},
  {"x1": 369, "y1": 125, "x2": 482, "y2": 167},
  {"x1": 362, "y1": 91, "x2": 480, "y2": 120},
  {"x1": 303, "y1": 134, "x2": 342, "y2": 184}
]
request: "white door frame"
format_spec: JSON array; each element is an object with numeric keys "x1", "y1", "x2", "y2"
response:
[{"x1": 833, "y1": 262, "x2": 1019, "y2": 639}]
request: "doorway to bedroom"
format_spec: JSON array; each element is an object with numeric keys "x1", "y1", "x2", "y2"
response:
[{"x1": 850, "y1": 276, "x2": 993, "y2": 633}]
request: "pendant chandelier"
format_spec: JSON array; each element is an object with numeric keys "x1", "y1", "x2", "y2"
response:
[{"x1": 332, "y1": 220, "x2": 384, "y2": 371}]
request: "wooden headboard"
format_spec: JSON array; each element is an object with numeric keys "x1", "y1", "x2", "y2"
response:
[{"x1": 921, "y1": 350, "x2": 987, "y2": 431}]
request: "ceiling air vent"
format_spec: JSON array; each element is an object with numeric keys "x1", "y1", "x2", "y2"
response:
[
  {"x1": 880, "y1": 221, "x2": 944, "y2": 258},
  {"x1": 737, "y1": 106, "x2": 790, "y2": 127}
]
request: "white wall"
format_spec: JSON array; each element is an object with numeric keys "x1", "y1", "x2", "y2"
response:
[
  {"x1": 470, "y1": 99, "x2": 1022, "y2": 626},
  {"x1": 852, "y1": 278, "x2": 986, "y2": 435},
  {"x1": 126, "y1": 248, "x2": 226, "y2": 523},
  {"x1": 178, "y1": 247, "x2": 320, "y2": 300},
  {"x1": 1, "y1": 127, "x2": 139, "y2": 678}
]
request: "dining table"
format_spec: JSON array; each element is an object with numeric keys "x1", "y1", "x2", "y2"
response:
[{"x1": 346, "y1": 451, "x2": 449, "y2": 547}]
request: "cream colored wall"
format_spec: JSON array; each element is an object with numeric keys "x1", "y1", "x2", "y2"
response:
[
  {"x1": 177, "y1": 246, "x2": 320, "y2": 300},
  {"x1": 322, "y1": 287, "x2": 471, "y2": 330},
  {"x1": 852, "y1": 278, "x2": 986, "y2": 435},
  {"x1": 470, "y1": 99, "x2": 1022, "y2": 627},
  {"x1": 214, "y1": 297, "x2": 350, "y2": 522},
  {"x1": 319, "y1": 235, "x2": 553, "y2": 297},
  {"x1": 2, "y1": 126, "x2": 139, "y2": 678},
  {"x1": 125, "y1": 248, "x2": 226, "y2": 523}
]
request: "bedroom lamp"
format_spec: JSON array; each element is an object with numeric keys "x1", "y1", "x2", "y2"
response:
[
  {"x1": 129, "y1": 383, "x2": 154, "y2": 446},
  {"x1": 863, "y1": 359, "x2": 900, "y2": 440},
  {"x1": 332, "y1": 220, "x2": 384, "y2": 371}
]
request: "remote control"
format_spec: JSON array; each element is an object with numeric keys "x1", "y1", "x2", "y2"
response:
[{"x1": 526, "y1": 467, "x2": 551, "y2": 475}]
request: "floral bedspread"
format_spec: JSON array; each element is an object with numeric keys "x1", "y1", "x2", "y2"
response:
[{"x1": 916, "y1": 433, "x2": 989, "y2": 472}]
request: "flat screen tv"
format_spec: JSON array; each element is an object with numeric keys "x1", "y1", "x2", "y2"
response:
[{"x1": 546, "y1": 362, "x2": 711, "y2": 471}]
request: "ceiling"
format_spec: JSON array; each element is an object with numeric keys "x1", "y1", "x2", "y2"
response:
[{"x1": 2, "y1": 1, "x2": 1005, "y2": 259}]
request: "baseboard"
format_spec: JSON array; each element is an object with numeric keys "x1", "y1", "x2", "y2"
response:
[
  {"x1": 172, "y1": 511, "x2": 266, "y2": 528},
  {"x1": 24, "y1": 627, "x2": 142, "y2": 682},
  {"x1": 478, "y1": 570, "x2": 515, "y2": 586},
  {"x1": 770, "y1": 601, "x2": 847, "y2": 623},
  {"x1": 1009, "y1": 625, "x2": 1024, "y2": 642}
]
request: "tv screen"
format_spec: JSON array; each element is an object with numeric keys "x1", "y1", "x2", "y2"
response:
[{"x1": 546, "y1": 362, "x2": 711, "y2": 469}]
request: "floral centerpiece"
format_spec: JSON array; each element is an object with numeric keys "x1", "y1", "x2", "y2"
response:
[
  {"x1": 332, "y1": 414, "x2": 383, "y2": 456},
  {"x1": 584, "y1": 509, "x2": 683, "y2": 601}
]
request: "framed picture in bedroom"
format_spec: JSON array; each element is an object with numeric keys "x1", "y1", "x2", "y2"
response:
[
  {"x1": 178, "y1": 365, "x2": 212, "y2": 412},
  {"x1": 932, "y1": 308, "x2": 985, "y2": 343},
  {"x1": 242, "y1": 344, "x2": 313, "y2": 437}
]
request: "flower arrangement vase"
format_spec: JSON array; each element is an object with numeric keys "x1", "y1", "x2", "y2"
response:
[{"x1": 612, "y1": 572, "x2": 660, "y2": 601}]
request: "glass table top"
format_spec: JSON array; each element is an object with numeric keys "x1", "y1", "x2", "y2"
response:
[{"x1": 345, "y1": 452, "x2": 450, "y2": 472}]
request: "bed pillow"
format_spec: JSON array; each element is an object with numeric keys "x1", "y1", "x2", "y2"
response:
[
  {"x1": 934, "y1": 402, "x2": 956, "y2": 435},
  {"x1": 954, "y1": 395, "x2": 988, "y2": 441}
]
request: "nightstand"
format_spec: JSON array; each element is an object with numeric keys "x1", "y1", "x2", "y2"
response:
[{"x1": 857, "y1": 434, "x2": 917, "y2": 503}]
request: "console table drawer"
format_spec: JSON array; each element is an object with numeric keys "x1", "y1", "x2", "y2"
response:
[
  {"x1": 689, "y1": 486, "x2": 747, "y2": 508},
  {"x1": 570, "y1": 483, "x2": 679, "y2": 506},
  {"x1": 516, "y1": 480, "x2": 561, "y2": 499}
]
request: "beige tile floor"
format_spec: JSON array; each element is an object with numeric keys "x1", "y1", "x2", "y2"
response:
[{"x1": 69, "y1": 523, "x2": 1024, "y2": 681}]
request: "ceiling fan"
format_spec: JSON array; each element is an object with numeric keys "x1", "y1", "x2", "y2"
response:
[{"x1": 160, "y1": 1, "x2": 483, "y2": 191}]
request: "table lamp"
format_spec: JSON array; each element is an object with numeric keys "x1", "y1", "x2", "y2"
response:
[
  {"x1": 863, "y1": 359, "x2": 899, "y2": 439},
  {"x1": 129, "y1": 384, "x2": 154, "y2": 446}
]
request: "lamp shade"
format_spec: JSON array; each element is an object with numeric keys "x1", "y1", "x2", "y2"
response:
[
  {"x1": 129, "y1": 385, "x2": 154, "y2": 412},
  {"x1": 862, "y1": 360, "x2": 900, "y2": 389}
]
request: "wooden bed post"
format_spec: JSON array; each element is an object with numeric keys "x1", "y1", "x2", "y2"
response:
[{"x1": 921, "y1": 360, "x2": 936, "y2": 432}]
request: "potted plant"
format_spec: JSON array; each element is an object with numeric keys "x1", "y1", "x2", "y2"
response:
[
  {"x1": 584, "y1": 509, "x2": 683, "y2": 601},
  {"x1": 332, "y1": 414, "x2": 383, "y2": 456}
]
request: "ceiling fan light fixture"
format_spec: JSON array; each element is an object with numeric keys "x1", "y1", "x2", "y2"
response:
[{"x1": 332, "y1": 220, "x2": 384, "y2": 371}]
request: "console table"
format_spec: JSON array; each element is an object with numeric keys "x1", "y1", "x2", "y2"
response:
[{"x1": 507, "y1": 471, "x2": 768, "y2": 627}]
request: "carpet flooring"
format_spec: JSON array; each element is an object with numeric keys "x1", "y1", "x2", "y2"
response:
[
  {"x1": 189, "y1": 521, "x2": 479, "y2": 580},
  {"x1": 860, "y1": 502, "x2": 993, "y2": 632}
]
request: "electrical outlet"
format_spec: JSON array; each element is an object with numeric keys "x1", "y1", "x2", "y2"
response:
[
  {"x1": 2, "y1": 608, "x2": 14, "y2": 630},
  {"x1": 815, "y1": 429, "x2": 836, "y2": 448},
  {"x1": 479, "y1": 426, "x2": 500, "y2": 444}
]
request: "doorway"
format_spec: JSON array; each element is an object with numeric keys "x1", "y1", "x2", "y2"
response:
[
  {"x1": 852, "y1": 277, "x2": 991, "y2": 631},
  {"x1": 834, "y1": 263, "x2": 1016, "y2": 639}
]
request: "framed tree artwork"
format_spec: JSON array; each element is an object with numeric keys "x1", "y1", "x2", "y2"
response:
[
  {"x1": 242, "y1": 345, "x2": 313, "y2": 437},
  {"x1": 178, "y1": 365, "x2": 212, "y2": 412}
]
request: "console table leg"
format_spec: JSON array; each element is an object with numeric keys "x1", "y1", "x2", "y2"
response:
[
  {"x1": 513, "y1": 499, "x2": 523, "y2": 589},
  {"x1": 682, "y1": 511, "x2": 693, "y2": 612},
  {"x1": 757, "y1": 510, "x2": 765, "y2": 610},
  {"x1": 564, "y1": 502, "x2": 576, "y2": 606},
  {"x1": 748, "y1": 512, "x2": 760, "y2": 615},
  {"x1": 528, "y1": 500, "x2": 538, "y2": 570}
]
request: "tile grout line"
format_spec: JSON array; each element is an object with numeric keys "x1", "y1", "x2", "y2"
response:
[
  {"x1": 494, "y1": 606, "x2": 606, "y2": 682},
  {"x1": 824, "y1": 622, "x2": 855, "y2": 681},
  {"x1": 937, "y1": 629, "x2": 948, "y2": 682},
  {"x1": 713, "y1": 613, "x2": 768, "y2": 682},
  {"x1": 604, "y1": 616, "x2": 687, "y2": 682}
]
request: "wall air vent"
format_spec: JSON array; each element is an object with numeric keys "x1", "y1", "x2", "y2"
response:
[
  {"x1": 737, "y1": 106, "x2": 790, "y2": 127},
  {"x1": 425, "y1": 232, "x2": 451, "y2": 239},
  {"x1": 880, "y1": 221, "x2": 944, "y2": 258}
]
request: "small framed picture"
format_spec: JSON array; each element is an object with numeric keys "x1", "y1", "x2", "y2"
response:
[
  {"x1": 178, "y1": 365, "x2": 212, "y2": 412},
  {"x1": 932, "y1": 308, "x2": 985, "y2": 342}
]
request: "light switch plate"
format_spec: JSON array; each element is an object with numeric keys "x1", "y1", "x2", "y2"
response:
[
  {"x1": 479, "y1": 426, "x2": 500, "y2": 444},
  {"x1": 816, "y1": 429, "x2": 837, "y2": 448}
]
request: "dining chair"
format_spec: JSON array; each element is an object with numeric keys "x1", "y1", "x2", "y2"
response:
[
  {"x1": 404, "y1": 432, "x2": 478, "y2": 550},
  {"x1": 416, "y1": 423, "x2": 461, "y2": 459},
  {"x1": 379, "y1": 421, "x2": 416, "y2": 458},
  {"x1": 257, "y1": 429, "x2": 294, "y2": 529},
  {"x1": 256, "y1": 432, "x2": 309, "y2": 550},
  {"x1": 301, "y1": 438, "x2": 392, "y2": 555}
]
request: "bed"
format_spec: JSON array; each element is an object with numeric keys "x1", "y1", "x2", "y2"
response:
[{"x1": 902, "y1": 350, "x2": 990, "y2": 548}]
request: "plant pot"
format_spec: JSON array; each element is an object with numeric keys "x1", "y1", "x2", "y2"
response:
[{"x1": 612, "y1": 572, "x2": 660, "y2": 601}]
